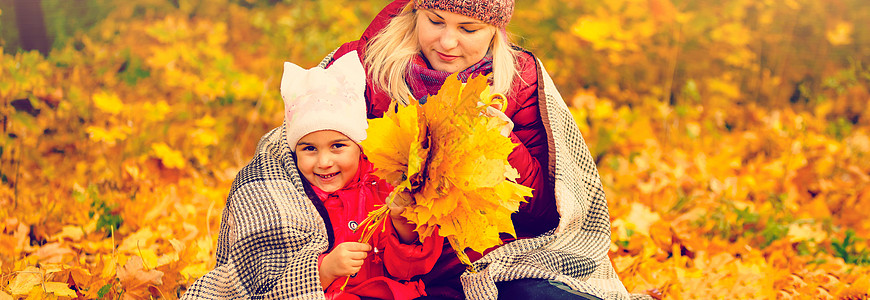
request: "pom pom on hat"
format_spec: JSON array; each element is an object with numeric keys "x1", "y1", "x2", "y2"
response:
[{"x1": 281, "y1": 51, "x2": 368, "y2": 151}]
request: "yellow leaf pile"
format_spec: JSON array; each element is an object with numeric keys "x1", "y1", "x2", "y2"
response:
[
  {"x1": 361, "y1": 74, "x2": 532, "y2": 265},
  {"x1": 573, "y1": 94, "x2": 870, "y2": 298},
  {"x1": 2, "y1": 0, "x2": 869, "y2": 298}
]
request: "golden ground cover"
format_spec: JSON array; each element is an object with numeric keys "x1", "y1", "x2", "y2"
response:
[{"x1": 1, "y1": 0, "x2": 868, "y2": 298}]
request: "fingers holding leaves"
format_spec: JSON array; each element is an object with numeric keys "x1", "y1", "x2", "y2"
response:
[
  {"x1": 322, "y1": 242, "x2": 372, "y2": 277},
  {"x1": 388, "y1": 189, "x2": 414, "y2": 218},
  {"x1": 478, "y1": 101, "x2": 514, "y2": 137}
]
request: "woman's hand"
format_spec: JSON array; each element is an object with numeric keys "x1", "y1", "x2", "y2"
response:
[
  {"x1": 389, "y1": 190, "x2": 419, "y2": 244},
  {"x1": 319, "y1": 242, "x2": 371, "y2": 289},
  {"x1": 481, "y1": 102, "x2": 514, "y2": 137}
]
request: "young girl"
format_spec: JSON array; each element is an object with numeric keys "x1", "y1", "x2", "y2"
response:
[{"x1": 281, "y1": 51, "x2": 443, "y2": 299}]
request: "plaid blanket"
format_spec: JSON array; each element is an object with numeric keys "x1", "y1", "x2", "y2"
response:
[{"x1": 181, "y1": 52, "x2": 640, "y2": 300}]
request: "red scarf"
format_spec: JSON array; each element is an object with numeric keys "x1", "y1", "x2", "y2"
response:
[{"x1": 406, "y1": 53, "x2": 493, "y2": 100}]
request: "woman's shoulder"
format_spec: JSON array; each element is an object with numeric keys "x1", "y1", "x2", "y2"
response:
[
  {"x1": 326, "y1": 41, "x2": 364, "y2": 68},
  {"x1": 509, "y1": 47, "x2": 540, "y2": 99},
  {"x1": 513, "y1": 46, "x2": 540, "y2": 83}
]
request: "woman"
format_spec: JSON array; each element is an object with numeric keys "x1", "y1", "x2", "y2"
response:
[
  {"x1": 322, "y1": 0, "x2": 631, "y2": 299},
  {"x1": 183, "y1": 0, "x2": 633, "y2": 299}
]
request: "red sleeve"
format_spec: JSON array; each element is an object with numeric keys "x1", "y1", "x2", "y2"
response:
[
  {"x1": 503, "y1": 52, "x2": 559, "y2": 238},
  {"x1": 379, "y1": 219, "x2": 444, "y2": 281}
]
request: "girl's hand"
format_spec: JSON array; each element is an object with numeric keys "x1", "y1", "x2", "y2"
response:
[
  {"x1": 319, "y1": 242, "x2": 371, "y2": 288},
  {"x1": 388, "y1": 189, "x2": 413, "y2": 218},
  {"x1": 388, "y1": 190, "x2": 419, "y2": 244}
]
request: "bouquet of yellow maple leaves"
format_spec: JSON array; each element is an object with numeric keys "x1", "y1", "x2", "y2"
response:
[{"x1": 357, "y1": 74, "x2": 533, "y2": 270}]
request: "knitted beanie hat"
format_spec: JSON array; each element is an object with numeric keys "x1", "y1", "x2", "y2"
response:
[
  {"x1": 414, "y1": 0, "x2": 514, "y2": 27},
  {"x1": 281, "y1": 51, "x2": 367, "y2": 151}
]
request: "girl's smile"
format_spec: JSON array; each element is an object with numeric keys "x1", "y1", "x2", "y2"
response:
[{"x1": 295, "y1": 130, "x2": 361, "y2": 193}]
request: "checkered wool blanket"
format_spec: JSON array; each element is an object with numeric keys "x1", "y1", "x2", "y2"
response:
[{"x1": 181, "y1": 52, "x2": 638, "y2": 300}]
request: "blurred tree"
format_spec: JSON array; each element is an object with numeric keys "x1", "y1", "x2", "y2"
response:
[{"x1": 13, "y1": 0, "x2": 50, "y2": 55}]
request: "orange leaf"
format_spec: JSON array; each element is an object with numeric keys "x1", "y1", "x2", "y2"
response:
[{"x1": 117, "y1": 256, "x2": 164, "y2": 300}]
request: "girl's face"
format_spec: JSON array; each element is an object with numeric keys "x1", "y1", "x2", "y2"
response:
[
  {"x1": 295, "y1": 130, "x2": 361, "y2": 193},
  {"x1": 416, "y1": 9, "x2": 497, "y2": 73}
]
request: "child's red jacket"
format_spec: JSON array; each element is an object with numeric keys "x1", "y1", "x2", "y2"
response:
[{"x1": 312, "y1": 157, "x2": 444, "y2": 300}]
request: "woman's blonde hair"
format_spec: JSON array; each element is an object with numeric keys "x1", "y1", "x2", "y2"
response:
[{"x1": 364, "y1": 2, "x2": 521, "y2": 106}]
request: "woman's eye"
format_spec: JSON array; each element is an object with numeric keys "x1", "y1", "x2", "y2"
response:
[
  {"x1": 461, "y1": 27, "x2": 478, "y2": 33},
  {"x1": 428, "y1": 17, "x2": 443, "y2": 25}
]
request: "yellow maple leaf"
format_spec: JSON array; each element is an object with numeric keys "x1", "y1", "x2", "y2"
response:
[
  {"x1": 195, "y1": 115, "x2": 217, "y2": 127},
  {"x1": 6, "y1": 265, "x2": 73, "y2": 297},
  {"x1": 51, "y1": 225, "x2": 84, "y2": 242},
  {"x1": 118, "y1": 227, "x2": 156, "y2": 253},
  {"x1": 41, "y1": 282, "x2": 77, "y2": 298},
  {"x1": 86, "y1": 125, "x2": 131, "y2": 145},
  {"x1": 787, "y1": 223, "x2": 827, "y2": 244},
  {"x1": 361, "y1": 102, "x2": 429, "y2": 188},
  {"x1": 8, "y1": 267, "x2": 42, "y2": 295},
  {"x1": 155, "y1": 240, "x2": 183, "y2": 267},
  {"x1": 152, "y1": 142, "x2": 186, "y2": 169},
  {"x1": 93, "y1": 91, "x2": 124, "y2": 114}
]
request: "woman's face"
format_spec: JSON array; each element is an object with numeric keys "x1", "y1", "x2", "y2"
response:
[
  {"x1": 416, "y1": 9, "x2": 497, "y2": 73},
  {"x1": 295, "y1": 130, "x2": 361, "y2": 193}
]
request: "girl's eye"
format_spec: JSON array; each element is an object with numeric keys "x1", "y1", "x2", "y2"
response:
[
  {"x1": 428, "y1": 17, "x2": 443, "y2": 25},
  {"x1": 331, "y1": 143, "x2": 347, "y2": 150},
  {"x1": 461, "y1": 27, "x2": 478, "y2": 33},
  {"x1": 301, "y1": 145, "x2": 316, "y2": 152}
]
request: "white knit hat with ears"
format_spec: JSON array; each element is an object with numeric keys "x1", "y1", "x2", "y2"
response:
[{"x1": 281, "y1": 51, "x2": 368, "y2": 151}]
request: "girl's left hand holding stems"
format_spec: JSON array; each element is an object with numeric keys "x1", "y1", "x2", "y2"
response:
[{"x1": 388, "y1": 190, "x2": 419, "y2": 244}]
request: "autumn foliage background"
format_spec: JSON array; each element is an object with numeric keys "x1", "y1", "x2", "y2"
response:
[{"x1": 1, "y1": 0, "x2": 869, "y2": 298}]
